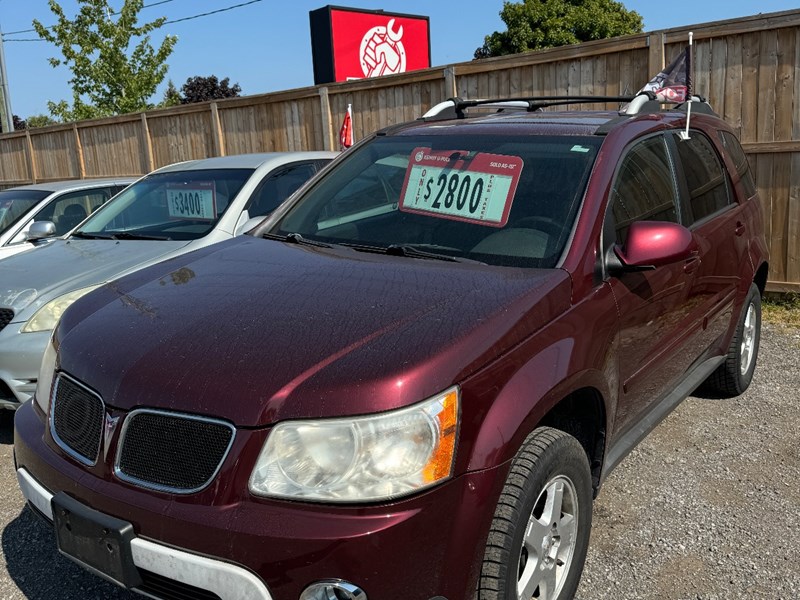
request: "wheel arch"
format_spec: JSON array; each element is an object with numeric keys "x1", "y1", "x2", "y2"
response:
[
  {"x1": 539, "y1": 387, "x2": 607, "y2": 494},
  {"x1": 753, "y1": 260, "x2": 769, "y2": 296},
  {"x1": 464, "y1": 364, "x2": 612, "y2": 497}
]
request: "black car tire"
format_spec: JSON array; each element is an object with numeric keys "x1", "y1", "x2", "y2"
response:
[
  {"x1": 477, "y1": 427, "x2": 593, "y2": 600},
  {"x1": 703, "y1": 282, "x2": 762, "y2": 397}
]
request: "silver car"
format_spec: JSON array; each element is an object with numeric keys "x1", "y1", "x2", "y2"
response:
[
  {"x1": 0, "y1": 152, "x2": 337, "y2": 408},
  {"x1": 0, "y1": 178, "x2": 134, "y2": 261}
]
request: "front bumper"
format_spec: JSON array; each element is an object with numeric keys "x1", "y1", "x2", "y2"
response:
[
  {"x1": 0, "y1": 324, "x2": 49, "y2": 408},
  {"x1": 14, "y1": 399, "x2": 507, "y2": 600},
  {"x1": 18, "y1": 467, "x2": 272, "y2": 599}
]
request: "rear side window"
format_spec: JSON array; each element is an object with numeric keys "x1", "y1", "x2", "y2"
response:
[
  {"x1": 719, "y1": 131, "x2": 757, "y2": 199},
  {"x1": 609, "y1": 135, "x2": 678, "y2": 245},
  {"x1": 247, "y1": 163, "x2": 319, "y2": 218},
  {"x1": 672, "y1": 132, "x2": 731, "y2": 223},
  {"x1": 34, "y1": 187, "x2": 115, "y2": 235}
]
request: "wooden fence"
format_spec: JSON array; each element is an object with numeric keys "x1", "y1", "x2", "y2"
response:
[{"x1": 0, "y1": 9, "x2": 798, "y2": 290}]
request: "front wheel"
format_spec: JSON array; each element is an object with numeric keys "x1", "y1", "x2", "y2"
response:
[
  {"x1": 702, "y1": 282, "x2": 762, "y2": 397},
  {"x1": 478, "y1": 427, "x2": 593, "y2": 600}
]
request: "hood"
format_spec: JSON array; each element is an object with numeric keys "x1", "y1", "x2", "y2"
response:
[
  {"x1": 57, "y1": 236, "x2": 572, "y2": 427},
  {"x1": 0, "y1": 239, "x2": 189, "y2": 318}
]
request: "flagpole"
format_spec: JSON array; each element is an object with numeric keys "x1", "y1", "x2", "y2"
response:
[
  {"x1": 686, "y1": 32, "x2": 693, "y2": 100},
  {"x1": 683, "y1": 32, "x2": 693, "y2": 140}
]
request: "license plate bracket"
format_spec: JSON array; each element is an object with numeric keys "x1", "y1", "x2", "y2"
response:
[{"x1": 51, "y1": 492, "x2": 142, "y2": 588}]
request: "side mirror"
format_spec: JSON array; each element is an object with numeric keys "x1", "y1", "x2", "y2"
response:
[
  {"x1": 26, "y1": 221, "x2": 57, "y2": 242},
  {"x1": 613, "y1": 221, "x2": 695, "y2": 271},
  {"x1": 235, "y1": 215, "x2": 267, "y2": 236}
]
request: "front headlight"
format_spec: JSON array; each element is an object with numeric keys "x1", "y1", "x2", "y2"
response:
[
  {"x1": 249, "y1": 387, "x2": 459, "y2": 502},
  {"x1": 34, "y1": 334, "x2": 58, "y2": 414},
  {"x1": 21, "y1": 284, "x2": 102, "y2": 333}
]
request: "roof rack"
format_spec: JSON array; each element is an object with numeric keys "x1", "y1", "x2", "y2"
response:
[{"x1": 421, "y1": 93, "x2": 717, "y2": 121}]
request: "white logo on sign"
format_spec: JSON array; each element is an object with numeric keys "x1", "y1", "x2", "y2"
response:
[
  {"x1": 415, "y1": 150, "x2": 425, "y2": 162},
  {"x1": 360, "y1": 18, "x2": 406, "y2": 78}
]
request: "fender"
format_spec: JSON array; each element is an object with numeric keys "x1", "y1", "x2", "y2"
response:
[{"x1": 459, "y1": 286, "x2": 619, "y2": 474}]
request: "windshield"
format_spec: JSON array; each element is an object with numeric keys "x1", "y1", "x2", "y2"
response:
[
  {"x1": 268, "y1": 134, "x2": 601, "y2": 268},
  {"x1": 76, "y1": 169, "x2": 253, "y2": 240},
  {"x1": 0, "y1": 190, "x2": 50, "y2": 235}
]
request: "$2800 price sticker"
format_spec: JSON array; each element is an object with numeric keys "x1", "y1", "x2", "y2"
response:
[{"x1": 399, "y1": 148, "x2": 524, "y2": 227}]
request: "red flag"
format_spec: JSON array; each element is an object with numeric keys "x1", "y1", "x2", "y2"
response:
[
  {"x1": 639, "y1": 48, "x2": 689, "y2": 102},
  {"x1": 339, "y1": 104, "x2": 353, "y2": 149}
]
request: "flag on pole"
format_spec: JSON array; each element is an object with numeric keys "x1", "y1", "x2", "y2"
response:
[
  {"x1": 339, "y1": 104, "x2": 354, "y2": 150},
  {"x1": 638, "y1": 48, "x2": 689, "y2": 102}
]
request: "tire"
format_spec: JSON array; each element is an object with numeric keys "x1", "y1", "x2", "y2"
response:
[
  {"x1": 703, "y1": 282, "x2": 762, "y2": 397},
  {"x1": 478, "y1": 427, "x2": 593, "y2": 600}
]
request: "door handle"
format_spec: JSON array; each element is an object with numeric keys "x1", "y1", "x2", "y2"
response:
[
  {"x1": 735, "y1": 221, "x2": 746, "y2": 236},
  {"x1": 683, "y1": 256, "x2": 701, "y2": 274}
]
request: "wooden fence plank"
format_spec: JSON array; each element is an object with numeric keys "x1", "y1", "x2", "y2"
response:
[
  {"x1": 771, "y1": 153, "x2": 791, "y2": 284},
  {"x1": 774, "y1": 28, "x2": 795, "y2": 143},
  {"x1": 788, "y1": 154, "x2": 800, "y2": 284},
  {"x1": 709, "y1": 38, "x2": 727, "y2": 117},
  {"x1": 740, "y1": 31, "x2": 760, "y2": 144},
  {"x1": 724, "y1": 35, "x2": 743, "y2": 135},
  {"x1": 756, "y1": 29, "x2": 778, "y2": 143},
  {"x1": 755, "y1": 154, "x2": 774, "y2": 250}
]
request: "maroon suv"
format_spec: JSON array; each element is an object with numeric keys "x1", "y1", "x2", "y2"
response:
[{"x1": 14, "y1": 94, "x2": 768, "y2": 600}]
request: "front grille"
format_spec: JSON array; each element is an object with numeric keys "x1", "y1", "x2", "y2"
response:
[
  {"x1": 51, "y1": 374, "x2": 104, "y2": 465},
  {"x1": 0, "y1": 308, "x2": 13, "y2": 333},
  {"x1": 136, "y1": 569, "x2": 222, "y2": 600},
  {"x1": 116, "y1": 410, "x2": 234, "y2": 494}
]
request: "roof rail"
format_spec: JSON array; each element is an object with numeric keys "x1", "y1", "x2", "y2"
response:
[
  {"x1": 620, "y1": 93, "x2": 716, "y2": 116},
  {"x1": 421, "y1": 93, "x2": 717, "y2": 121},
  {"x1": 421, "y1": 96, "x2": 635, "y2": 120}
]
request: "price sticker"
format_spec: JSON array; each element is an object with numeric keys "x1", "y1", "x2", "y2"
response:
[
  {"x1": 166, "y1": 183, "x2": 216, "y2": 221},
  {"x1": 398, "y1": 148, "x2": 524, "y2": 227}
]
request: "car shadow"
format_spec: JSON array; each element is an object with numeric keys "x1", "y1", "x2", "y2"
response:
[
  {"x1": 2, "y1": 506, "x2": 137, "y2": 599},
  {"x1": 0, "y1": 411, "x2": 14, "y2": 445}
]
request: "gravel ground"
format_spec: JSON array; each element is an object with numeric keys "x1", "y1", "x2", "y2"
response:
[{"x1": 0, "y1": 324, "x2": 796, "y2": 599}]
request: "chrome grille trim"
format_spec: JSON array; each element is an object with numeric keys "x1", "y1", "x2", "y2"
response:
[
  {"x1": 49, "y1": 372, "x2": 105, "y2": 467},
  {"x1": 114, "y1": 408, "x2": 236, "y2": 495}
]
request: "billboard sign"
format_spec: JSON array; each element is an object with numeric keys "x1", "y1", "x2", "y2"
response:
[{"x1": 310, "y1": 6, "x2": 431, "y2": 84}]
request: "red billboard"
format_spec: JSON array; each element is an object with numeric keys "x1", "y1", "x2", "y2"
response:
[{"x1": 310, "y1": 6, "x2": 431, "y2": 84}]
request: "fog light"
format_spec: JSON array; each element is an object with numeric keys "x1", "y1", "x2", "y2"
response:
[{"x1": 300, "y1": 579, "x2": 367, "y2": 600}]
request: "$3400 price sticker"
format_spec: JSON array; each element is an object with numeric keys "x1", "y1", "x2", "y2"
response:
[
  {"x1": 166, "y1": 183, "x2": 216, "y2": 221},
  {"x1": 399, "y1": 148, "x2": 524, "y2": 227}
]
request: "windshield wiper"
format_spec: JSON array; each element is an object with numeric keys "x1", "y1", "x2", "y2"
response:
[
  {"x1": 70, "y1": 231, "x2": 117, "y2": 240},
  {"x1": 343, "y1": 242, "x2": 482, "y2": 264},
  {"x1": 387, "y1": 244, "x2": 487, "y2": 264},
  {"x1": 107, "y1": 231, "x2": 172, "y2": 241},
  {"x1": 71, "y1": 230, "x2": 171, "y2": 240},
  {"x1": 262, "y1": 232, "x2": 332, "y2": 248}
]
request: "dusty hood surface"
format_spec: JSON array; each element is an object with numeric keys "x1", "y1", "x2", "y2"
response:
[
  {"x1": 0, "y1": 239, "x2": 189, "y2": 318},
  {"x1": 57, "y1": 236, "x2": 572, "y2": 427}
]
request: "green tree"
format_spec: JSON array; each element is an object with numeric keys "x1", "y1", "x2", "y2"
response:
[
  {"x1": 159, "y1": 79, "x2": 182, "y2": 108},
  {"x1": 180, "y1": 75, "x2": 241, "y2": 104},
  {"x1": 27, "y1": 114, "x2": 59, "y2": 128},
  {"x1": 33, "y1": 0, "x2": 178, "y2": 121},
  {"x1": 475, "y1": 0, "x2": 643, "y2": 59}
]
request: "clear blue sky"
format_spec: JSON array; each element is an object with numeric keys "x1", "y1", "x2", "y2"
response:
[{"x1": 1, "y1": 0, "x2": 797, "y2": 119}]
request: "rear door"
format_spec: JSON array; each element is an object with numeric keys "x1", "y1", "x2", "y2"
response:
[{"x1": 668, "y1": 129, "x2": 744, "y2": 360}]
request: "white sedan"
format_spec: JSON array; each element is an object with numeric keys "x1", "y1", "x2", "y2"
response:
[{"x1": 0, "y1": 178, "x2": 135, "y2": 261}]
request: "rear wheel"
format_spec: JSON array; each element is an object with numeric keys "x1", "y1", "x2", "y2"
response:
[
  {"x1": 703, "y1": 282, "x2": 762, "y2": 397},
  {"x1": 478, "y1": 427, "x2": 593, "y2": 600}
]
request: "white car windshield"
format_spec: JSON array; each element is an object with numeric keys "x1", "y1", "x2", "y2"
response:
[{"x1": 74, "y1": 169, "x2": 253, "y2": 241}]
